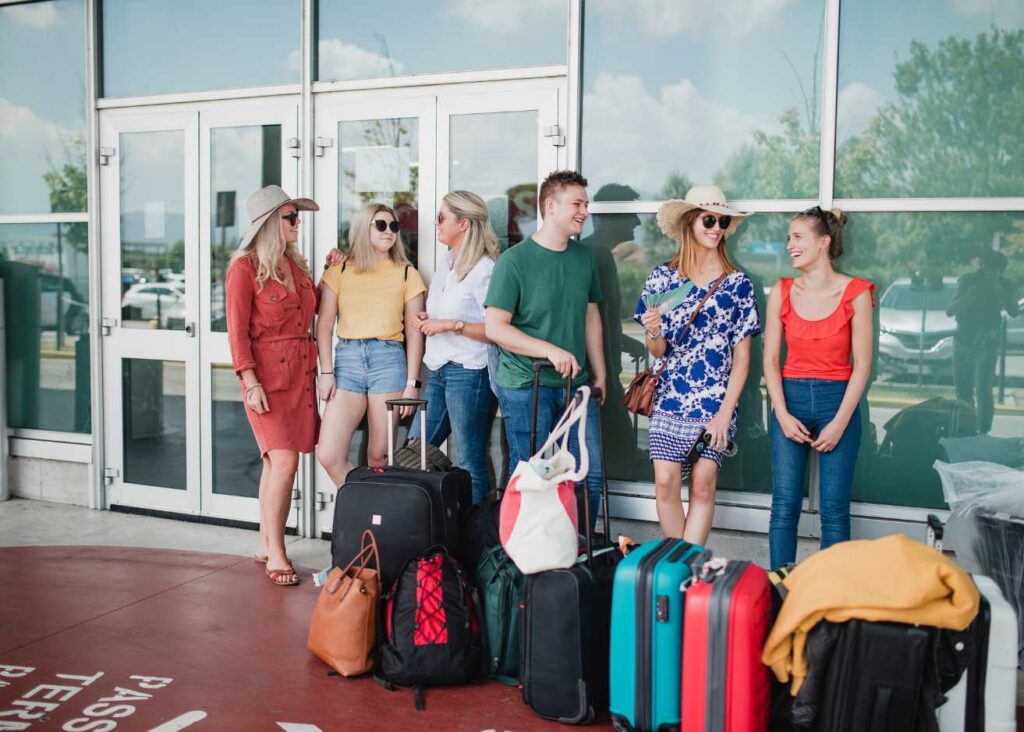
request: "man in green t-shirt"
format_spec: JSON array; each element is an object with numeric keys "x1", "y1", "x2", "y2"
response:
[{"x1": 484, "y1": 170, "x2": 607, "y2": 525}]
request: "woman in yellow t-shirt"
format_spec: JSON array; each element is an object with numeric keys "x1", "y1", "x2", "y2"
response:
[{"x1": 315, "y1": 203, "x2": 426, "y2": 484}]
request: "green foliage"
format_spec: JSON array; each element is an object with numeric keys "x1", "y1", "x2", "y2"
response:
[{"x1": 42, "y1": 137, "x2": 88, "y2": 253}]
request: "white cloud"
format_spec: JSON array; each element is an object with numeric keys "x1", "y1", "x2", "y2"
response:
[
  {"x1": 582, "y1": 72, "x2": 778, "y2": 196},
  {"x1": 3, "y1": 2, "x2": 59, "y2": 29},
  {"x1": 837, "y1": 82, "x2": 883, "y2": 142},
  {"x1": 951, "y1": 0, "x2": 1024, "y2": 25},
  {"x1": 589, "y1": 0, "x2": 796, "y2": 39},
  {"x1": 289, "y1": 40, "x2": 405, "y2": 80},
  {"x1": 0, "y1": 97, "x2": 81, "y2": 212},
  {"x1": 446, "y1": 0, "x2": 563, "y2": 32}
]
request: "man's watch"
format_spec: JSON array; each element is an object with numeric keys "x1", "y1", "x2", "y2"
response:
[
  {"x1": 453, "y1": 319, "x2": 466, "y2": 334},
  {"x1": 406, "y1": 379, "x2": 422, "y2": 389}
]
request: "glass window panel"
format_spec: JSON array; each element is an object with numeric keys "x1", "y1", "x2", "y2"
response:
[
  {"x1": 581, "y1": 0, "x2": 824, "y2": 201},
  {"x1": 316, "y1": 0, "x2": 566, "y2": 82},
  {"x1": 119, "y1": 130, "x2": 186, "y2": 331},
  {"x1": 835, "y1": 0, "x2": 1024, "y2": 198},
  {"x1": 594, "y1": 209, "x2": 1024, "y2": 510},
  {"x1": 337, "y1": 117, "x2": 419, "y2": 266},
  {"x1": 0, "y1": 223, "x2": 91, "y2": 433},
  {"x1": 450, "y1": 110, "x2": 538, "y2": 250},
  {"x1": 210, "y1": 124, "x2": 282, "y2": 332},
  {"x1": 122, "y1": 358, "x2": 186, "y2": 490},
  {"x1": 211, "y1": 364, "x2": 260, "y2": 498},
  {"x1": 0, "y1": 0, "x2": 86, "y2": 214},
  {"x1": 101, "y1": 0, "x2": 299, "y2": 97}
]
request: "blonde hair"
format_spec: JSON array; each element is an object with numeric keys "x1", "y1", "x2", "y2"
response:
[
  {"x1": 229, "y1": 208, "x2": 311, "y2": 290},
  {"x1": 668, "y1": 209, "x2": 738, "y2": 281},
  {"x1": 346, "y1": 203, "x2": 410, "y2": 273},
  {"x1": 443, "y1": 190, "x2": 500, "y2": 280}
]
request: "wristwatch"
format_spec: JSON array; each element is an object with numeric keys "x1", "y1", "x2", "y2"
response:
[
  {"x1": 453, "y1": 319, "x2": 466, "y2": 334},
  {"x1": 406, "y1": 379, "x2": 422, "y2": 389}
]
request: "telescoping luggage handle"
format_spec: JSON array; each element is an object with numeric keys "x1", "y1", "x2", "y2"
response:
[
  {"x1": 529, "y1": 358, "x2": 612, "y2": 566},
  {"x1": 385, "y1": 398, "x2": 428, "y2": 471}
]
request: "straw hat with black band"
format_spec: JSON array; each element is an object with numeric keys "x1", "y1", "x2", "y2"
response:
[
  {"x1": 238, "y1": 185, "x2": 319, "y2": 250},
  {"x1": 656, "y1": 184, "x2": 748, "y2": 241}
]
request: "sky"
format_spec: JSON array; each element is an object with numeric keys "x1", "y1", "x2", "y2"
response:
[{"x1": 0, "y1": 0, "x2": 1021, "y2": 214}]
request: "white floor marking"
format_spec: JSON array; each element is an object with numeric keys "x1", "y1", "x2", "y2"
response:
[
  {"x1": 147, "y1": 711, "x2": 207, "y2": 731},
  {"x1": 276, "y1": 724, "x2": 325, "y2": 732}
]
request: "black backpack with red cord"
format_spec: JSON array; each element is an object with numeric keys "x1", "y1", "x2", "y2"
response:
[{"x1": 374, "y1": 547, "x2": 486, "y2": 710}]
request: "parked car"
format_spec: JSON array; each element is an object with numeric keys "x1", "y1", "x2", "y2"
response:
[
  {"x1": 878, "y1": 277, "x2": 958, "y2": 375},
  {"x1": 121, "y1": 282, "x2": 185, "y2": 326}
]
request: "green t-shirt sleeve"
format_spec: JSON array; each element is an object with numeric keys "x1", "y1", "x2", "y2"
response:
[
  {"x1": 484, "y1": 253, "x2": 520, "y2": 313},
  {"x1": 587, "y1": 249, "x2": 603, "y2": 304}
]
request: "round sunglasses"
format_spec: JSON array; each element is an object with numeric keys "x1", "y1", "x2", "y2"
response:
[
  {"x1": 372, "y1": 219, "x2": 400, "y2": 233},
  {"x1": 701, "y1": 214, "x2": 732, "y2": 230}
]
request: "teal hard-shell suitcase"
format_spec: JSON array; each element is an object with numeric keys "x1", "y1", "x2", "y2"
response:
[{"x1": 609, "y1": 538, "x2": 707, "y2": 732}]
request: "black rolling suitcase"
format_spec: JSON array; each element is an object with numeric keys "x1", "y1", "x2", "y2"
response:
[
  {"x1": 520, "y1": 361, "x2": 619, "y2": 725},
  {"x1": 331, "y1": 398, "x2": 472, "y2": 588}
]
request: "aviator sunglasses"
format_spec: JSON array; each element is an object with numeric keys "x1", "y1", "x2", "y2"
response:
[
  {"x1": 700, "y1": 213, "x2": 732, "y2": 230},
  {"x1": 373, "y1": 219, "x2": 401, "y2": 233},
  {"x1": 281, "y1": 211, "x2": 300, "y2": 226}
]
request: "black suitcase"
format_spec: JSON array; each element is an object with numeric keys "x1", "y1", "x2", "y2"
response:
[
  {"x1": 520, "y1": 361, "x2": 619, "y2": 724},
  {"x1": 331, "y1": 399, "x2": 472, "y2": 588},
  {"x1": 817, "y1": 619, "x2": 937, "y2": 732}
]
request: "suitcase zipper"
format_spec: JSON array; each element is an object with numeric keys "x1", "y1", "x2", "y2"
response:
[
  {"x1": 705, "y1": 561, "x2": 748, "y2": 732},
  {"x1": 636, "y1": 539, "x2": 676, "y2": 731}
]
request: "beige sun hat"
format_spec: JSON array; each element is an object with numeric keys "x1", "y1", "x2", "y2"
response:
[
  {"x1": 656, "y1": 184, "x2": 748, "y2": 241},
  {"x1": 238, "y1": 185, "x2": 319, "y2": 250}
]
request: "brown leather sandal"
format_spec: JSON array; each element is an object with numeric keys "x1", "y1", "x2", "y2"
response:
[{"x1": 265, "y1": 566, "x2": 299, "y2": 586}]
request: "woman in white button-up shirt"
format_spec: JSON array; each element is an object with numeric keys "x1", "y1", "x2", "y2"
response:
[{"x1": 413, "y1": 190, "x2": 500, "y2": 503}]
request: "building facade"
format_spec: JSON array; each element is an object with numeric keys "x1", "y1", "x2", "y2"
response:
[{"x1": 2, "y1": 0, "x2": 1022, "y2": 540}]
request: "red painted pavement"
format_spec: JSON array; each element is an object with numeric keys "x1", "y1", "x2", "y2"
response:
[{"x1": 0, "y1": 546, "x2": 614, "y2": 731}]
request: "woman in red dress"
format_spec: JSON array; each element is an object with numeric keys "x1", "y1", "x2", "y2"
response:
[{"x1": 226, "y1": 185, "x2": 320, "y2": 586}]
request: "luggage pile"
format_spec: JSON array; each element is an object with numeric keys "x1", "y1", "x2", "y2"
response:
[{"x1": 306, "y1": 378, "x2": 1017, "y2": 729}]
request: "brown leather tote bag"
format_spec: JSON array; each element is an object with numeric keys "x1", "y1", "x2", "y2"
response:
[
  {"x1": 623, "y1": 274, "x2": 726, "y2": 417},
  {"x1": 307, "y1": 530, "x2": 381, "y2": 677}
]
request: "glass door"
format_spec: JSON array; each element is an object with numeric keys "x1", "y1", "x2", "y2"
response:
[
  {"x1": 100, "y1": 109, "x2": 200, "y2": 513},
  {"x1": 198, "y1": 98, "x2": 300, "y2": 525}
]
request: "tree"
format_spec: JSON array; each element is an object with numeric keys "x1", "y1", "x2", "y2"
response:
[{"x1": 42, "y1": 136, "x2": 89, "y2": 254}]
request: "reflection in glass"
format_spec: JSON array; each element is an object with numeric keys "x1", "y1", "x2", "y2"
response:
[
  {"x1": 119, "y1": 130, "x2": 186, "y2": 330},
  {"x1": 450, "y1": 111, "x2": 538, "y2": 250},
  {"x1": 102, "y1": 0, "x2": 299, "y2": 97},
  {"x1": 338, "y1": 117, "x2": 419, "y2": 265},
  {"x1": 212, "y1": 364, "x2": 260, "y2": 498},
  {"x1": 581, "y1": 0, "x2": 824, "y2": 200},
  {"x1": 0, "y1": 223, "x2": 91, "y2": 433},
  {"x1": 210, "y1": 125, "x2": 281, "y2": 332},
  {"x1": 122, "y1": 358, "x2": 186, "y2": 490},
  {"x1": 0, "y1": 0, "x2": 87, "y2": 214},
  {"x1": 596, "y1": 209, "x2": 1024, "y2": 512},
  {"x1": 835, "y1": 1, "x2": 1024, "y2": 198},
  {"x1": 316, "y1": 0, "x2": 566, "y2": 82}
]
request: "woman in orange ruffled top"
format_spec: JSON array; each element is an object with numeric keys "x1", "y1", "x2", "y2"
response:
[{"x1": 763, "y1": 207, "x2": 874, "y2": 569}]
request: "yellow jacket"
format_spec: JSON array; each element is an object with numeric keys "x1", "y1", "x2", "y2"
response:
[{"x1": 761, "y1": 534, "x2": 979, "y2": 695}]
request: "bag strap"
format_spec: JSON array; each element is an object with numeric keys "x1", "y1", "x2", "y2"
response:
[
  {"x1": 333, "y1": 530, "x2": 381, "y2": 601},
  {"x1": 531, "y1": 386, "x2": 591, "y2": 483},
  {"x1": 650, "y1": 273, "x2": 727, "y2": 379}
]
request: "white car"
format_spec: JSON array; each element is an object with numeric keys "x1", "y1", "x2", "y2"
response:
[
  {"x1": 121, "y1": 282, "x2": 185, "y2": 325},
  {"x1": 878, "y1": 277, "x2": 958, "y2": 375}
]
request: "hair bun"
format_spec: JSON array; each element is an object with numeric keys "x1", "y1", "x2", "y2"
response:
[{"x1": 828, "y1": 207, "x2": 848, "y2": 226}]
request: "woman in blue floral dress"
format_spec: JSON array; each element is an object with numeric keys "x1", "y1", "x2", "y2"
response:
[{"x1": 635, "y1": 185, "x2": 760, "y2": 543}]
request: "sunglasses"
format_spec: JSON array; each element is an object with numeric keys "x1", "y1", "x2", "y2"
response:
[
  {"x1": 700, "y1": 214, "x2": 732, "y2": 230},
  {"x1": 281, "y1": 211, "x2": 300, "y2": 226},
  {"x1": 373, "y1": 219, "x2": 400, "y2": 233}
]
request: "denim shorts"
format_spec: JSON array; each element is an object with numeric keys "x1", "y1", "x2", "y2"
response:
[{"x1": 334, "y1": 338, "x2": 407, "y2": 394}]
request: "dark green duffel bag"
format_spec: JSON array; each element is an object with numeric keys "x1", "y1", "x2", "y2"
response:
[{"x1": 475, "y1": 543, "x2": 525, "y2": 683}]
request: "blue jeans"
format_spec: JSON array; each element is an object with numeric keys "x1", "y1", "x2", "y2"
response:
[
  {"x1": 413, "y1": 363, "x2": 496, "y2": 504},
  {"x1": 768, "y1": 378, "x2": 862, "y2": 569},
  {"x1": 497, "y1": 384, "x2": 603, "y2": 528}
]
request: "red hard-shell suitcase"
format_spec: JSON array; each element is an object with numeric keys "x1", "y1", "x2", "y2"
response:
[{"x1": 681, "y1": 559, "x2": 772, "y2": 732}]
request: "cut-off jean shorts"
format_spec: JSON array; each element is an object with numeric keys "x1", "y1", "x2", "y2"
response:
[{"x1": 334, "y1": 337, "x2": 407, "y2": 394}]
